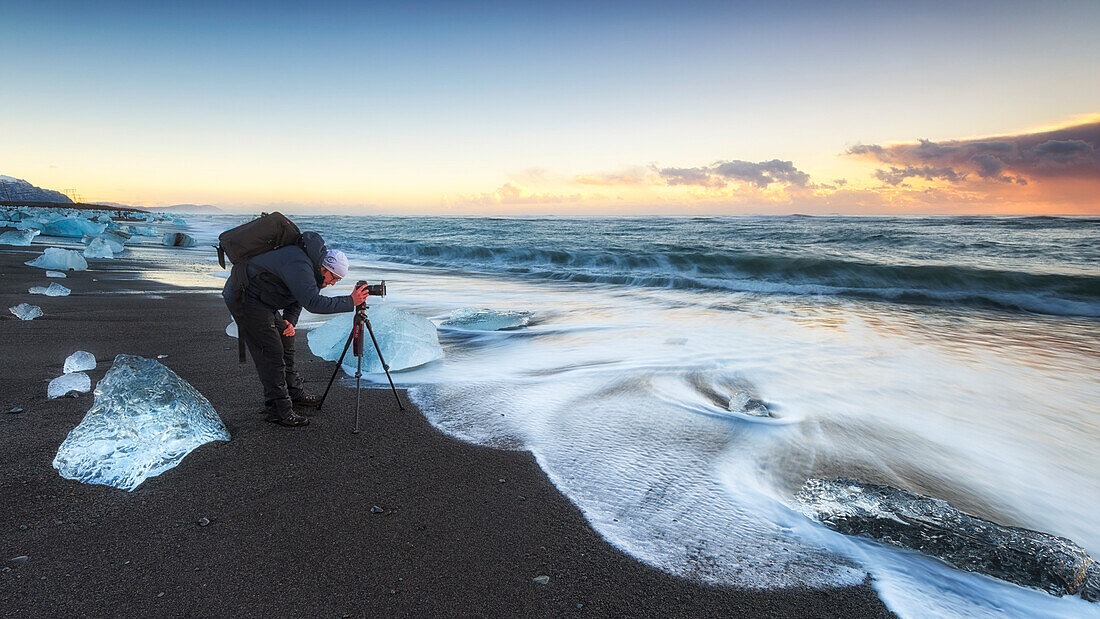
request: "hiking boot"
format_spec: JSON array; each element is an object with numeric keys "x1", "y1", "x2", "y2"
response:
[
  {"x1": 265, "y1": 411, "x2": 310, "y2": 427},
  {"x1": 292, "y1": 393, "x2": 322, "y2": 408}
]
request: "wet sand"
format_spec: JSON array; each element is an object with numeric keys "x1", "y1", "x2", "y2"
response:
[{"x1": 0, "y1": 241, "x2": 894, "y2": 617}]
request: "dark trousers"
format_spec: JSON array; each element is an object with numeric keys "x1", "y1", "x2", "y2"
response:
[{"x1": 236, "y1": 305, "x2": 304, "y2": 417}]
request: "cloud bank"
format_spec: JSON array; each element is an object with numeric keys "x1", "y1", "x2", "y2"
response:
[{"x1": 848, "y1": 118, "x2": 1100, "y2": 186}]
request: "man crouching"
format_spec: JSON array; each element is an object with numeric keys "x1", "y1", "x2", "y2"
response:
[{"x1": 223, "y1": 231, "x2": 369, "y2": 427}]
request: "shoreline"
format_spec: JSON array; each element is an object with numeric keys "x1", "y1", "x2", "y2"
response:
[{"x1": 1, "y1": 238, "x2": 894, "y2": 617}]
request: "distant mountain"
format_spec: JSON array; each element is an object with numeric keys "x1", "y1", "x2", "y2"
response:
[
  {"x1": 145, "y1": 204, "x2": 224, "y2": 214},
  {"x1": 0, "y1": 175, "x2": 73, "y2": 203}
]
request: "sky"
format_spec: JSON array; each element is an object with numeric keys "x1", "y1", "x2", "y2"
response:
[{"x1": 1, "y1": 1, "x2": 1098, "y2": 215}]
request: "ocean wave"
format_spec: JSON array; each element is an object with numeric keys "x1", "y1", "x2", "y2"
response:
[{"x1": 340, "y1": 240, "x2": 1100, "y2": 317}]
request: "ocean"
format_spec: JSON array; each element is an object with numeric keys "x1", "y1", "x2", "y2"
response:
[{"x1": 194, "y1": 214, "x2": 1099, "y2": 617}]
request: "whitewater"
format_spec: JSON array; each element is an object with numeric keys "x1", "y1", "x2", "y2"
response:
[{"x1": 194, "y1": 214, "x2": 1099, "y2": 617}]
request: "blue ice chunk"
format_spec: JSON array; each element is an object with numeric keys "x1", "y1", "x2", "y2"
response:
[
  {"x1": 0, "y1": 228, "x2": 40, "y2": 246},
  {"x1": 52, "y1": 355, "x2": 230, "y2": 492},
  {"x1": 64, "y1": 351, "x2": 97, "y2": 373},
  {"x1": 308, "y1": 304, "x2": 443, "y2": 375},
  {"x1": 440, "y1": 308, "x2": 532, "y2": 331},
  {"x1": 83, "y1": 238, "x2": 115, "y2": 259},
  {"x1": 41, "y1": 216, "x2": 107, "y2": 238},
  {"x1": 48, "y1": 372, "x2": 91, "y2": 399},
  {"x1": 130, "y1": 225, "x2": 158, "y2": 236},
  {"x1": 25, "y1": 248, "x2": 88, "y2": 271},
  {"x1": 82, "y1": 233, "x2": 125, "y2": 253}
]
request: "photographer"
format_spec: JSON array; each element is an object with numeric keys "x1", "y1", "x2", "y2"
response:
[{"x1": 222, "y1": 231, "x2": 369, "y2": 427}]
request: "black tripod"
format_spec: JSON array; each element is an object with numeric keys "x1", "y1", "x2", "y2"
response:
[{"x1": 317, "y1": 303, "x2": 405, "y2": 433}]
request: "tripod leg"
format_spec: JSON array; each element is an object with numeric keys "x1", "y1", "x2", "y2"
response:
[
  {"x1": 317, "y1": 327, "x2": 356, "y2": 412},
  {"x1": 362, "y1": 317, "x2": 405, "y2": 410},
  {"x1": 354, "y1": 345, "x2": 363, "y2": 434}
]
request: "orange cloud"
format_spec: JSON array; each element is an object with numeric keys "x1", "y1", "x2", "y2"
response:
[{"x1": 845, "y1": 116, "x2": 1100, "y2": 213}]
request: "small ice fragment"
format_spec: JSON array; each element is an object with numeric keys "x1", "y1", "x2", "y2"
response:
[
  {"x1": 226, "y1": 320, "x2": 238, "y2": 338},
  {"x1": 83, "y1": 238, "x2": 115, "y2": 259},
  {"x1": 29, "y1": 283, "x2": 71, "y2": 297},
  {"x1": 46, "y1": 271, "x2": 66, "y2": 278},
  {"x1": 48, "y1": 372, "x2": 91, "y2": 399},
  {"x1": 0, "y1": 228, "x2": 41, "y2": 246},
  {"x1": 64, "y1": 351, "x2": 97, "y2": 373},
  {"x1": 161, "y1": 232, "x2": 197, "y2": 247},
  {"x1": 9, "y1": 303, "x2": 43, "y2": 320},
  {"x1": 308, "y1": 305, "x2": 443, "y2": 375},
  {"x1": 52, "y1": 355, "x2": 231, "y2": 491},
  {"x1": 25, "y1": 248, "x2": 88, "y2": 271},
  {"x1": 440, "y1": 308, "x2": 532, "y2": 331},
  {"x1": 156, "y1": 354, "x2": 167, "y2": 359},
  {"x1": 727, "y1": 390, "x2": 770, "y2": 418}
]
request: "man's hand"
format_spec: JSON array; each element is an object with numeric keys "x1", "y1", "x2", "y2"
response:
[
  {"x1": 351, "y1": 283, "x2": 370, "y2": 306},
  {"x1": 282, "y1": 321, "x2": 296, "y2": 337}
]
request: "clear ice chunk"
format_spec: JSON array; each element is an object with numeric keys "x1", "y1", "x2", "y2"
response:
[
  {"x1": 29, "y1": 282, "x2": 71, "y2": 296},
  {"x1": 83, "y1": 238, "x2": 115, "y2": 259},
  {"x1": 41, "y1": 216, "x2": 107, "y2": 238},
  {"x1": 727, "y1": 390, "x2": 771, "y2": 417},
  {"x1": 64, "y1": 351, "x2": 97, "y2": 373},
  {"x1": 130, "y1": 225, "x2": 158, "y2": 236},
  {"x1": 0, "y1": 228, "x2": 41, "y2": 246},
  {"x1": 226, "y1": 320, "x2": 237, "y2": 338},
  {"x1": 308, "y1": 304, "x2": 443, "y2": 375},
  {"x1": 82, "y1": 233, "x2": 125, "y2": 253},
  {"x1": 46, "y1": 271, "x2": 67, "y2": 278},
  {"x1": 161, "y1": 232, "x2": 197, "y2": 247},
  {"x1": 9, "y1": 303, "x2": 43, "y2": 320},
  {"x1": 52, "y1": 355, "x2": 231, "y2": 492},
  {"x1": 440, "y1": 308, "x2": 532, "y2": 331},
  {"x1": 25, "y1": 248, "x2": 88, "y2": 271},
  {"x1": 48, "y1": 372, "x2": 91, "y2": 399}
]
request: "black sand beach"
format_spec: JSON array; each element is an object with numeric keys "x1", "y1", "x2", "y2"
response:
[{"x1": 0, "y1": 244, "x2": 894, "y2": 617}]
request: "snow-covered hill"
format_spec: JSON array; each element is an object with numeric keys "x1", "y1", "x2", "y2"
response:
[{"x1": 0, "y1": 176, "x2": 73, "y2": 203}]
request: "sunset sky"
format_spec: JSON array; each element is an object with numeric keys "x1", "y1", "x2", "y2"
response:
[{"x1": 2, "y1": 1, "x2": 1098, "y2": 215}]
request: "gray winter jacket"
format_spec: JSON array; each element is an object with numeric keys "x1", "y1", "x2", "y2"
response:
[{"x1": 221, "y1": 231, "x2": 353, "y2": 325}]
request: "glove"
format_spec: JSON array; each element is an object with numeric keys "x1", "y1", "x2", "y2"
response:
[
  {"x1": 351, "y1": 283, "x2": 370, "y2": 306},
  {"x1": 282, "y1": 321, "x2": 295, "y2": 337}
]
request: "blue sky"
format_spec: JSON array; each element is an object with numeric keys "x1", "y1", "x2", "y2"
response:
[{"x1": 2, "y1": 1, "x2": 1098, "y2": 213}]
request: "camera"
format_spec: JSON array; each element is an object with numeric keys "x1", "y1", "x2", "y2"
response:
[{"x1": 356, "y1": 280, "x2": 387, "y2": 298}]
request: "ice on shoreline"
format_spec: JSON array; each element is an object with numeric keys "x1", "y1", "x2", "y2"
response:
[
  {"x1": 308, "y1": 305, "x2": 443, "y2": 374},
  {"x1": 29, "y1": 282, "x2": 71, "y2": 297},
  {"x1": 82, "y1": 233, "x2": 125, "y2": 254},
  {"x1": 46, "y1": 271, "x2": 66, "y2": 278},
  {"x1": 64, "y1": 351, "x2": 97, "y2": 373},
  {"x1": 52, "y1": 355, "x2": 231, "y2": 492},
  {"x1": 83, "y1": 237, "x2": 115, "y2": 259},
  {"x1": 162, "y1": 232, "x2": 197, "y2": 247},
  {"x1": 440, "y1": 308, "x2": 533, "y2": 331},
  {"x1": 25, "y1": 248, "x2": 88, "y2": 271},
  {"x1": 0, "y1": 228, "x2": 41, "y2": 246},
  {"x1": 41, "y1": 216, "x2": 107, "y2": 238},
  {"x1": 9, "y1": 303, "x2": 44, "y2": 320},
  {"x1": 48, "y1": 372, "x2": 91, "y2": 399}
]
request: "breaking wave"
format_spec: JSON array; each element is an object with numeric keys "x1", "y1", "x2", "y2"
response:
[{"x1": 341, "y1": 240, "x2": 1100, "y2": 317}]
